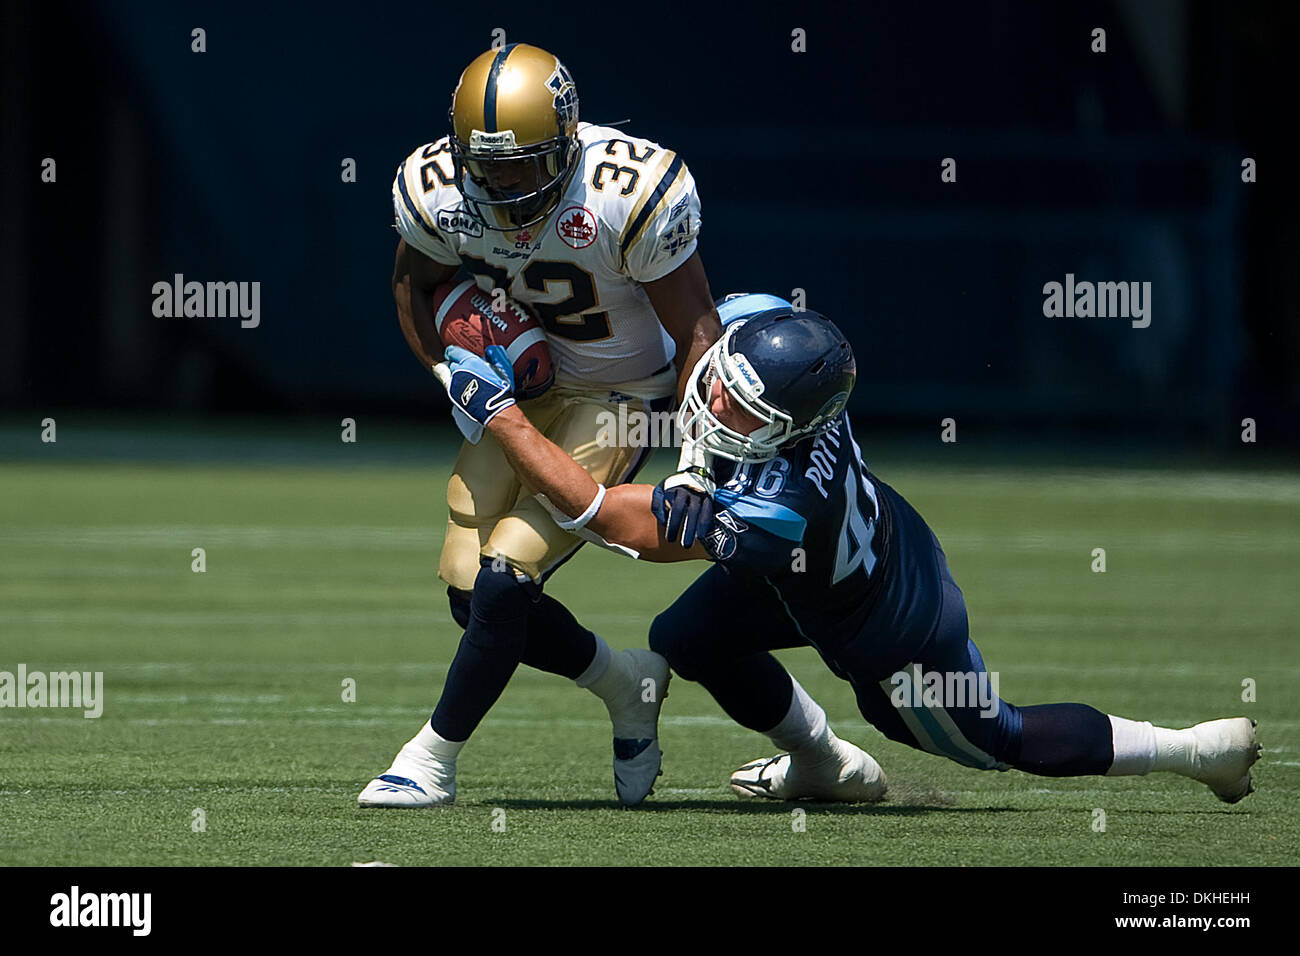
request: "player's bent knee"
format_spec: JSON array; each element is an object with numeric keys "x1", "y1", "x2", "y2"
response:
[
  {"x1": 460, "y1": 560, "x2": 533, "y2": 655},
  {"x1": 648, "y1": 612, "x2": 701, "y2": 679},
  {"x1": 470, "y1": 558, "x2": 532, "y2": 620}
]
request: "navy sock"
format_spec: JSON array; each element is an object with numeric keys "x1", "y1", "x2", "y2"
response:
[
  {"x1": 691, "y1": 652, "x2": 795, "y2": 733},
  {"x1": 431, "y1": 563, "x2": 531, "y2": 742},
  {"x1": 1013, "y1": 703, "x2": 1114, "y2": 776},
  {"x1": 521, "y1": 594, "x2": 597, "y2": 680}
]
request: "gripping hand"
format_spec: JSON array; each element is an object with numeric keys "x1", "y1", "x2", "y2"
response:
[
  {"x1": 651, "y1": 467, "x2": 717, "y2": 548},
  {"x1": 433, "y1": 344, "x2": 516, "y2": 443}
]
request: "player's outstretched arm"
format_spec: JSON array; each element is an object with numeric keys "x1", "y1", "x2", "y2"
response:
[
  {"x1": 392, "y1": 239, "x2": 458, "y2": 371},
  {"x1": 434, "y1": 345, "x2": 708, "y2": 561},
  {"x1": 487, "y1": 406, "x2": 709, "y2": 563}
]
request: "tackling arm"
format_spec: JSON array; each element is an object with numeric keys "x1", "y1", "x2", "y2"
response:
[
  {"x1": 392, "y1": 239, "x2": 460, "y2": 370},
  {"x1": 643, "y1": 251, "x2": 722, "y2": 402},
  {"x1": 486, "y1": 406, "x2": 710, "y2": 563}
]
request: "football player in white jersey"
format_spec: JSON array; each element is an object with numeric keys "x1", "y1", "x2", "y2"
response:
[{"x1": 358, "y1": 43, "x2": 722, "y2": 808}]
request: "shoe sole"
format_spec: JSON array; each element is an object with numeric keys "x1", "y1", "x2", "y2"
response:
[{"x1": 357, "y1": 794, "x2": 455, "y2": 808}]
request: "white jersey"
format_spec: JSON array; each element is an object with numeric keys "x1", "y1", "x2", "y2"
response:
[{"x1": 392, "y1": 123, "x2": 701, "y2": 393}]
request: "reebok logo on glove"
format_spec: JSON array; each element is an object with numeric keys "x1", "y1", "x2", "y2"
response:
[{"x1": 433, "y1": 344, "x2": 518, "y2": 444}]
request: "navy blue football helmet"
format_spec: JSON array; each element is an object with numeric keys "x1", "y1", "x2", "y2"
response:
[{"x1": 679, "y1": 303, "x2": 856, "y2": 462}]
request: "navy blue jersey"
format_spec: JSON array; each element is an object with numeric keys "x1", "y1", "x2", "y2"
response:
[{"x1": 701, "y1": 412, "x2": 947, "y2": 678}]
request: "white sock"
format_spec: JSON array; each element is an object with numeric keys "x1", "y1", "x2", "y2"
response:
[
  {"x1": 1151, "y1": 726, "x2": 1197, "y2": 777},
  {"x1": 1105, "y1": 715, "x2": 1195, "y2": 777},
  {"x1": 764, "y1": 676, "x2": 834, "y2": 764},
  {"x1": 575, "y1": 634, "x2": 620, "y2": 701},
  {"x1": 1105, "y1": 715, "x2": 1155, "y2": 775},
  {"x1": 405, "y1": 720, "x2": 465, "y2": 762}
]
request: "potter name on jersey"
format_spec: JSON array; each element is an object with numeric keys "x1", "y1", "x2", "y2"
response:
[{"x1": 392, "y1": 123, "x2": 701, "y2": 387}]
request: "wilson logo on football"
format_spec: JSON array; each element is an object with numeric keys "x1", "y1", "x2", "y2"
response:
[
  {"x1": 556, "y1": 206, "x2": 597, "y2": 249},
  {"x1": 460, "y1": 379, "x2": 479, "y2": 404}
]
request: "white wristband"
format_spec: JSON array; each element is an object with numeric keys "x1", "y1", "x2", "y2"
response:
[{"x1": 549, "y1": 484, "x2": 606, "y2": 532}]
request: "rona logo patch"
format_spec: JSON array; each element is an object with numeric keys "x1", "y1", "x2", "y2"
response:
[{"x1": 437, "y1": 210, "x2": 483, "y2": 237}]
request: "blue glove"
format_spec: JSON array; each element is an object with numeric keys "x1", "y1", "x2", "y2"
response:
[
  {"x1": 433, "y1": 344, "x2": 516, "y2": 443},
  {"x1": 651, "y1": 468, "x2": 717, "y2": 548}
]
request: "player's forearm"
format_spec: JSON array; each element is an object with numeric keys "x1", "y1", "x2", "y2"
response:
[
  {"x1": 394, "y1": 276, "x2": 444, "y2": 369},
  {"x1": 486, "y1": 408, "x2": 704, "y2": 561},
  {"x1": 488, "y1": 407, "x2": 601, "y2": 517},
  {"x1": 643, "y1": 252, "x2": 722, "y2": 402},
  {"x1": 392, "y1": 241, "x2": 448, "y2": 370},
  {"x1": 674, "y1": 315, "x2": 719, "y2": 401}
]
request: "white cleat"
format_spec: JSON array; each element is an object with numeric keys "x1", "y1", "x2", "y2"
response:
[
  {"x1": 605, "y1": 648, "x2": 671, "y2": 807},
  {"x1": 357, "y1": 747, "x2": 456, "y2": 808},
  {"x1": 730, "y1": 733, "x2": 887, "y2": 803},
  {"x1": 1188, "y1": 717, "x2": 1260, "y2": 804}
]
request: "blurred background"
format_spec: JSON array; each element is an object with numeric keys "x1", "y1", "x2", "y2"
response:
[{"x1": 1, "y1": 0, "x2": 1297, "y2": 454}]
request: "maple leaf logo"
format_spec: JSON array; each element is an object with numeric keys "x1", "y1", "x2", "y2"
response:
[{"x1": 561, "y1": 212, "x2": 593, "y2": 240}]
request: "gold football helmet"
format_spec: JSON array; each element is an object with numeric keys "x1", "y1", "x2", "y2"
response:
[{"x1": 448, "y1": 43, "x2": 581, "y2": 231}]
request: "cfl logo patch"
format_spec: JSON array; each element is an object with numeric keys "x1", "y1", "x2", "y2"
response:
[{"x1": 461, "y1": 379, "x2": 479, "y2": 404}]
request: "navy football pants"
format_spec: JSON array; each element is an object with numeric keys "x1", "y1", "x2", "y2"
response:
[{"x1": 650, "y1": 562, "x2": 1113, "y2": 776}]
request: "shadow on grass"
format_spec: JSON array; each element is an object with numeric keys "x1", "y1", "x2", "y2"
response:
[
  {"x1": 484, "y1": 779, "x2": 985, "y2": 814},
  {"x1": 489, "y1": 799, "x2": 1017, "y2": 815}
]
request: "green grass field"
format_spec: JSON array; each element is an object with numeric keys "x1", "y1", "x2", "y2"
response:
[{"x1": 2, "y1": 440, "x2": 1297, "y2": 866}]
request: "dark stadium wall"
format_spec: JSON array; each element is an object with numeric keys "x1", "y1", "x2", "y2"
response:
[{"x1": 2, "y1": 0, "x2": 1296, "y2": 448}]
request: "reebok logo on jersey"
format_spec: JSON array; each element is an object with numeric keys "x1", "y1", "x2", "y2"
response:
[{"x1": 713, "y1": 511, "x2": 748, "y2": 534}]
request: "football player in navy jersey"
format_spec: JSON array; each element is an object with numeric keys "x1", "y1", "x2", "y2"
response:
[{"x1": 432, "y1": 295, "x2": 1262, "y2": 805}]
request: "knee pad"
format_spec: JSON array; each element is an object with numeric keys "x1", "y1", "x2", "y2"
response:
[
  {"x1": 469, "y1": 558, "x2": 533, "y2": 624},
  {"x1": 455, "y1": 564, "x2": 532, "y2": 658},
  {"x1": 447, "y1": 587, "x2": 473, "y2": 630}
]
